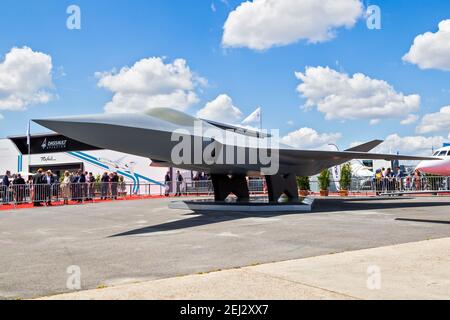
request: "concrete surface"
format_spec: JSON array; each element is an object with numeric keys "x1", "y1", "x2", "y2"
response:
[
  {"x1": 1, "y1": 196, "x2": 450, "y2": 299},
  {"x1": 40, "y1": 238, "x2": 450, "y2": 300}
]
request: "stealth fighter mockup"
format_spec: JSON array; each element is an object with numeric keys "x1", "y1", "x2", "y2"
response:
[{"x1": 34, "y1": 108, "x2": 436, "y2": 202}]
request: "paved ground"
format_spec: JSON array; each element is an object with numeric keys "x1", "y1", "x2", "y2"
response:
[
  {"x1": 1, "y1": 196, "x2": 450, "y2": 299},
  {"x1": 41, "y1": 238, "x2": 450, "y2": 300}
]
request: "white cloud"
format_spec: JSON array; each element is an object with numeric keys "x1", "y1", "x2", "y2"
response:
[
  {"x1": 222, "y1": 0, "x2": 363, "y2": 50},
  {"x1": 0, "y1": 46, "x2": 53, "y2": 113},
  {"x1": 372, "y1": 134, "x2": 445, "y2": 156},
  {"x1": 416, "y1": 106, "x2": 450, "y2": 135},
  {"x1": 197, "y1": 94, "x2": 244, "y2": 124},
  {"x1": 97, "y1": 57, "x2": 205, "y2": 114},
  {"x1": 295, "y1": 66, "x2": 421, "y2": 122},
  {"x1": 281, "y1": 127, "x2": 342, "y2": 150},
  {"x1": 403, "y1": 20, "x2": 450, "y2": 71},
  {"x1": 400, "y1": 114, "x2": 419, "y2": 125}
]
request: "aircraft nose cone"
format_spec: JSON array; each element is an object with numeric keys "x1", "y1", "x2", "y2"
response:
[
  {"x1": 33, "y1": 117, "x2": 88, "y2": 138},
  {"x1": 34, "y1": 112, "x2": 182, "y2": 133},
  {"x1": 416, "y1": 159, "x2": 444, "y2": 175},
  {"x1": 32, "y1": 113, "x2": 184, "y2": 160},
  {"x1": 33, "y1": 114, "x2": 121, "y2": 141},
  {"x1": 33, "y1": 114, "x2": 118, "y2": 132},
  {"x1": 33, "y1": 118, "x2": 68, "y2": 131}
]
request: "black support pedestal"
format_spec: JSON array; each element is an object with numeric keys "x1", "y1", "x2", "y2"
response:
[
  {"x1": 265, "y1": 174, "x2": 299, "y2": 202},
  {"x1": 210, "y1": 174, "x2": 299, "y2": 203},
  {"x1": 211, "y1": 174, "x2": 250, "y2": 202}
]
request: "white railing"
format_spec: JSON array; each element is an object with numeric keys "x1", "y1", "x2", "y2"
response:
[{"x1": 0, "y1": 182, "x2": 164, "y2": 206}]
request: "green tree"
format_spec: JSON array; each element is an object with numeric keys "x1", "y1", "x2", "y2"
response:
[
  {"x1": 318, "y1": 170, "x2": 330, "y2": 191},
  {"x1": 297, "y1": 176, "x2": 310, "y2": 191},
  {"x1": 340, "y1": 163, "x2": 352, "y2": 191}
]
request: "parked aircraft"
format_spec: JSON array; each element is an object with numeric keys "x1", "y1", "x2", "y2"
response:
[
  {"x1": 34, "y1": 108, "x2": 437, "y2": 202},
  {"x1": 416, "y1": 146, "x2": 450, "y2": 176}
]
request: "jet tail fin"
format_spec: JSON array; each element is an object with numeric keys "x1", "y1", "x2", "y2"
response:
[{"x1": 345, "y1": 140, "x2": 383, "y2": 153}]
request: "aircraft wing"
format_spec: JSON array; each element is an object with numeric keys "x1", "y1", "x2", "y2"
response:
[
  {"x1": 278, "y1": 148, "x2": 437, "y2": 165},
  {"x1": 269, "y1": 148, "x2": 440, "y2": 176}
]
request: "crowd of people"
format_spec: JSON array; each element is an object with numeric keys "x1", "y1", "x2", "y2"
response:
[
  {"x1": 373, "y1": 167, "x2": 448, "y2": 193},
  {"x1": 163, "y1": 170, "x2": 212, "y2": 197},
  {"x1": 0, "y1": 169, "x2": 124, "y2": 206},
  {"x1": 164, "y1": 170, "x2": 186, "y2": 197},
  {"x1": 2, "y1": 166, "x2": 448, "y2": 206}
]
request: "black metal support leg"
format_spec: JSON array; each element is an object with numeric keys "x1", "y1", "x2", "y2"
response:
[
  {"x1": 265, "y1": 174, "x2": 299, "y2": 202},
  {"x1": 211, "y1": 174, "x2": 250, "y2": 202}
]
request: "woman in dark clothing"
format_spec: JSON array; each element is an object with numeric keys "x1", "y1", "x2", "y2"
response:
[
  {"x1": 100, "y1": 172, "x2": 110, "y2": 200},
  {"x1": 110, "y1": 172, "x2": 119, "y2": 200},
  {"x1": 13, "y1": 174, "x2": 26, "y2": 204}
]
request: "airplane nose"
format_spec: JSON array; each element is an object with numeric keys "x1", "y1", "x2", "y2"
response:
[
  {"x1": 33, "y1": 114, "x2": 126, "y2": 143},
  {"x1": 33, "y1": 113, "x2": 184, "y2": 160},
  {"x1": 33, "y1": 113, "x2": 181, "y2": 135},
  {"x1": 416, "y1": 159, "x2": 443, "y2": 175},
  {"x1": 33, "y1": 118, "x2": 89, "y2": 139}
]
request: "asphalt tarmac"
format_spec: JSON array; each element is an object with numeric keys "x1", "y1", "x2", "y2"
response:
[{"x1": 1, "y1": 196, "x2": 449, "y2": 299}]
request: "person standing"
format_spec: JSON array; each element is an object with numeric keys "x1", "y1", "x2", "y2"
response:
[
  {"x1": 13, "y1": 174, "x2": 26, "y2": 204},
  {"x1": 100, "y1": 172, "x2": 110, "y2": 200},
  {"x1": 78, "y1": 171, "x2": 86, "y2": 202},
  {"x1": 72, "y1": 170, "x2": 85, "y2": 203},
  {"x1": 175, "y1": 171, "x2": 183, "y2": 197},
  {"x1": 395, "y1": 167, "x2": 403, "y2": 191},
  {"x1": 1, "y1": 171, "x2": 11, "y2": 204},
  {"x1": 375, "y1": 169, "x2": 383, "y2": 194},
  {"x1": 405, "y1": 174, "x2": 412, "y2": 191},
  {"x1": 32, "y1": 169, "x2": 44, "y2": 207},
  {"x1": 87, "y1": 172, "x2": 95, "y2": 201},
  {"x1": 44, "y1": 170, "x2": 55, "y2": 206},
  {"x1": 414, "y1": 170, "x2": 422, "y2": 191},
  {"x1": 164, "y1": 171, "x2": 171, "y2": 197},
  {"x1": 111, "y1": 172, "x2": 119, "y2": 200},
  {"x1": 61, "y1": 171, "x2": 71, "y2": 205},
  {"x1": 385, "y1": 168, "x2": 394, "y2": 192},
  {"x1": 71, "y1": 171, "x2": 79, "y2": 201}
]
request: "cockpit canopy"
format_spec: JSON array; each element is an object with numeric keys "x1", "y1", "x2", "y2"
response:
[
  {"x1": 433, "y1": 149, "x2": 450, "y2": 157},
  {"x1": 145, "y1": 107, "x2": 271, "y2": 138},
  {"x1": 145, "y1": 108, "x2": 198, "y2": 127}
]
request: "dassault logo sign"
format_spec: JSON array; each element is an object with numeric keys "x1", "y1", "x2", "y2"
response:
[{"x1": 41, "y1": 138, "x2": 68, "y2": 150}]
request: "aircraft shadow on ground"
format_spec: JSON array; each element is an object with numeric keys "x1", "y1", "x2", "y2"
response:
[
  {"x1": 109, "y1": 198, "x2": 450, "y2": 237},
  {"x1": 395, "y1": 218, "x2": 450, "y2": 225}
]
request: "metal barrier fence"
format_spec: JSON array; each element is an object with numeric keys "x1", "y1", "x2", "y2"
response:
[
  {"x1": 0, "y1": 179, "x2": 266, "y2": 206},
  {"x1": 0, "y1": 182, "x2": 166, "y2": 206},
  {"x1": 310, "y1": 176, "x2": 450, "y2": 194},
  {"x1": 1, "y1": 176, "x2": 449, "y2": 206},
  {"x1": 184, "y1": 179, "x2": 266, "y2": 196}
]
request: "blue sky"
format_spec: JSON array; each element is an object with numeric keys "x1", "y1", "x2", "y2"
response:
[{"x1": 0, "y1": 0, "x2": 449, "y2": 154}]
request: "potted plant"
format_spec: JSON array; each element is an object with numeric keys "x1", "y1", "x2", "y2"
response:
[
  {"x1": 339, "y1": 163, "x2": 352, "y2": 196},
  {"x1": 318, "y1": 170, "x2": 330, "y2": 196},
  {"x1": 297, "y1": 176, "x2": 310, "y2": 196}
]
